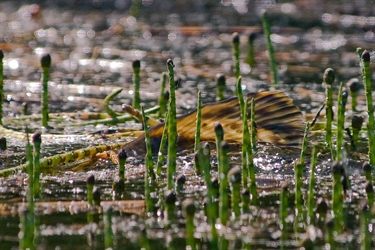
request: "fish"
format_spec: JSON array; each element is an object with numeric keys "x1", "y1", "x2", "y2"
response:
[{"x1": 122, "y1": 91, "x2": 304, "y2": 157}]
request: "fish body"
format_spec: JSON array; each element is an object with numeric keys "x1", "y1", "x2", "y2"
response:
[{"x1": 123, "y1": 91, "x2": 304, "y2": 157}]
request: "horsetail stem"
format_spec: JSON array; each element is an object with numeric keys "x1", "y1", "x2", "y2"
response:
[
  {"x1": 323, "y1": 68, "x2": 335, "y2": 158},
  {"x1": 246, "y1": 32, "x2": 256, "y2": 67},
  {"x1": 86, "y1": 175, "x2": 95, "y2": 206},
  {"x1": 232, "y1": 32, "x2": 240, "y2": 79},
  {"x1": 359, "y1": 202, "x2": 371, "y2": 250},
  {"x1": 219, "y1": 140, "x2": 230, "y2": 225},
  {"x1": 156, "y1": 112, "x2": 169, "y2": 176},
  {"x1": 326, "y1": 220, "x2": 335, "y2": 249},
  {"x1": 32, "y1": 131, "x2": 42, "y2": 200},
  {"x1": 228, "y1": 166, "x2": 241, "y2": 220},
  {"x1": 352, "y1": 115, "x2": 364, "y2": 149},
  {"x1": 241, "y1": 190, "x2": 250, "y2": 214},
  {"x1": 214, "y1": 122, "x2": 224, "y2": 174},
  {"x1": 182, "y1": 199, "x2": 196, "y2": 250},
  {"x1": 261, "y1": 10, "x2": 278, "y2": 86},
  {"x1": 250, "y1": 98, "x2": 257, "y2": 151},
  {"x1": 332, "y1": 161, "x2": 344, "y2": 232},
  {"x1": 0, "y1": 50, "x2": 3, "y2": 125},
  {"x1": 336, "y1": 83, "x2": 348, "y2": 161},
  {"x1": 104, "y1": 89, "x2": 122, "y2": 118},
  {"x1": 365, "y1": 182, "x2": 374, "y2": 207},
  {"x1": 361, "y1": 50, "x2": 375, "y2": 167},
  {"x1": 348, "y1": 78, "x2": 360, "y2": 112},
  {"x1": 165, "y1": 190, "x2": 177, "y2": 225},
  {"x1": 141, "y1": 106, "x2": 156, "y2": 182},
  {"x1": 279, "y1": 182, "x2": 289, "y2": 230},
  {"x1": 132, "y1": 60, "x2": 141, "y2": 110},
  {"x1": 117, "y1": 148, "x2": 127, "y2": 180},
  {"x1": 104, "y1": 207, "x2": 114, "y2": 249},
  {"x1": 167, "y1": 59, "x2": 177, "y2": 190},
  {"x1": 198, "y1": 143, "x2": 218, "y2": 248},
  {"x1": 26, "y1": 130, "x2": 34, "y2": 209},
  {"x1": 307, "y1": 145, "x2": 317, "y2": 224},
  {"x1": 158, "y1": 72, "x2": 168, "y2": 117},
  {"x1": 216, "y1": 74, "x2": 226, "y2": 101},
  {"x1": 194, "y1": 91, "x2": 202, "y2": 174},
  {"x1": 40, "y1": 54, "x2": 51, "y2": 128}
]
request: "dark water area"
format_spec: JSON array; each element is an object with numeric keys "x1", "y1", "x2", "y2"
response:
[{"x1": 1, "y1": 0, "x2": 375, "y2": 249}]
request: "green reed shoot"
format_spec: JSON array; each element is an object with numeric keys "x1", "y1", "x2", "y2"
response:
[
  {"x1": 156, "y1": 112, "x2": 169, "y2": 175},
  {"x1": 232, "y1": 32, "x2": 240, "y2": 79},
  {"x1": 348, "y1": 78, "x2": 360, "y2": 112},
  {"x1": 93, "y1": 187, "x2": 101, "y2": 206},
  {"x1": 87, "y1": 175, "x2": 95, "y2": 206},
  {"x1": 104, "y1": 207, "x2": 114, "y2": 249},
  {"x1": 219, "y1": 140, "x2": 230, "y2": 225},
  {"x1": 167, "y1": 59, "x2": 177, "y2": 189},
  {"x1": 279, "y1": 182, "x2": 289, "y2": 231},
  {"x1": 215, "y1": 123, "x2": 224, "y2": 174},
  {"x1": 0, "y1": 50, "x2": 3, "y2": 125},
  {"x1": 307, "y1": 145, "x2": 317, "y2": 224},
  {"x1": 365, "y1": 182, "x2": 374, "y2": 207},
  {"x1": 360, "y1": 202, "x2": 371, "y2": 250},
  {"x1": 118, "y1": 148, "x2": 127, "y2": 180},
  {"x1": 141, "y1": 106, "x2": 156, "y2": 181},
  {"x1": 246, "y1": 32, "x2": 256, "y2": 67},
  {"x1": 250, "y1": 98, "x2": 257, "y2": 151},
  {"x1": 216, "y1": 74, "x2": 226, "y2": 101},
  {"x1": 175, "y1": 174, "x2": 186, "y2": 193},
  {"x1": 104, "y1": 88, "x2": 122, "y2": 118},
  {"x1": 20, "y1": 208, "x2": 35, "y2": 250},
  {"x1": 352, "y1": 115, "x2": 364, "y2": 146},
  {"x1": 323, "y1": 68, "x2": 335, "y2": 157},
  {"x1": 198, "y1": 143, "x2": 218, "y2": 247},
  {"x1": 261, "y1": 10, "x2": 278, "y2": 86},
  {"x1": 228, "y1": 166, "x2": 241, "y2": 220},
  {"x1": 241, "y1": 190, "x2": 250, "y2": 214},
  {"x1": 332, "y1": 161, "x2": 344, "y2": 232},
  {"x1": 40, "y1": 54, "x2": 51, "y2": 128},
  {"x1": 336, "y1": 83, "x2": 348, "y2": 161},
  {"x1": 32, "y1": 131, "x2": 42, "y2": 200},
  {"x1": 194, "y1": 91, "x2": 202, "y2": 174},
  {"x1": 132, "y1": 60, "x2": 141, "y2": 110},
  {"x1": 361, "y1": 50, "x2": 375, "y2": 166},
  {"x1": 158, "y1": 72, "x2": 168, "y2": 117},
  {"x1": 326, "y1": 219, "x2": 335, "y2": 249},
  {"x1": 112, "y1": 177, "x2": 125, "y2": 200},
  {"x1": 165, "y1": 190, "x2": 177, "y2": 225},
  {"x1": 363, "y1": 162, "x2": 372, "y2": 183},
  {"x1": 182, "y1": 199, "x2": 196, "y2": 250}
]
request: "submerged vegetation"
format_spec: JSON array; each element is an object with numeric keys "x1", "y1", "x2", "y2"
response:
[{"x1": 0, "y1": 1, "x2": 375, "y2": 249}]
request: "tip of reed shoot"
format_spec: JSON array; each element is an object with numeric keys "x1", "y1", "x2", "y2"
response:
[
  {"x1": 87, "y1": 174, "x2": 95, "y2": 185},
  {"x1": 232, "y1": 32, "x2": 240, "y2": 44},
  {"x1": 214, "y1": 122, "x2": 224, "y2": 134},
  {"x1": 165, "y1": 190, "x2": 177, "y2": 205},
  {"x1": 167, "y1": 58, "x2": 174, "y2": 67},
  {"x1": 228, "y1": 166, "x2": 241, "y2": 184},
  {"x1": 132, "y1": 59, "x2": 141, "y2": 69},
  {"x1": 352, "y1": 115, "x2": 364, "y2": 130},
  {"x1": 362, "y1": 50, "x2": 370, "y2": 62},
  {"x1": 316, "y1": 199, "x2": 328, "y2": 214},
  {"x1": 365, "y1": 182, "x2": 373, "y2": 193},
  {"x1": 32, "y1": 131, "x2": 42, "y2": 143},
  {"x1": 331, "y1": 161, "x2": 344, "y2": 175},
  {"x1": 182, "y1": 199, "x2": 196, "y2": 217},
  {"x1": 118, "y1": 148, "x2": 127, "y2": 161},
  {"x1": 348, "y1": 78, "x2": 361, "y2": 93},
  {"x1": 93, "y1": 187, "x2": 101, "y2": 205},
  {"x1": 323, "y1": 68, "x2": 335, "y2": 86},
  {"x1": 0, "y1": 50, "x2": 3, "y2": 60},
  {"x1": 176, "y1": 174, "x2": 186, "y2": 186},
  {"x1": 248, "y1": 32, "x2": 257, "y2": 42},
  {"x1": 0, "y1": 137, "x2": 6, "y2": 151},
  {"x1": 40, "y1": 53, "x2": 51, "y2": 68},
  {"x1": 216, "y1": 74, "x2": 226, "y2": 87}
]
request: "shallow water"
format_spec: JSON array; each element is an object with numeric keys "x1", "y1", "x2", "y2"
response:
[{"x1": 0, "y1": 0, "x2": 375, "y2": 249}]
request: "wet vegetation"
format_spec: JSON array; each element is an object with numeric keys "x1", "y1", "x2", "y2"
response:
[{"x1": 1, "y1": 0, "x2": 375, "y2": 249}]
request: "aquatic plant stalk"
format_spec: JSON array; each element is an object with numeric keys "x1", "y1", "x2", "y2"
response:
[
  {"x1": 348, "y1": 78, "x2": 360, "y2": 112},
  {"x1": 261, "y1": 10, "x2": 278, "y2": 86},
  {"x1": 87, "y1": 175, "x2": 95, "y2": 206},
  {"x1": 194, "y1": 91, "x2": 202, "y2": 174},
  {"x1": 332, "y1": 161, "x2": 344, "y2": 232},
  {"x1": 167, "y1": 59, "x2": 177, "y2": 189},
  {"x1": 360, "y1": 203, "x2": 371, "y2": 250},
  {"x1": 323, "y1": 68, "x2": 335, "y2": 158},
  {"x1": 279, "y1": 182, "x2": 288, "y2": 231},
  {"x1": 132, "y1": 60, "x2": 141, "y2": 110},
  {"x1": 156, "y1": 113, "x2": 169, "y2": 176},
  {"x1": 365, "y1": 182, "x2": 374, "y2": 207},
  {"x1": 41, "y1": 54, "x2": 51, "y2": 127},
  {"x1": 307, "y1": 145, "x2": 317, "y2": 224},
  {"x1": 104, "y1": 88, "x2": 122, "y2": 118},
  {"x1": 0, "y1": 50, "x2": 3, "y2": 125},
  {"x1": 182, "y1": 199, "x2": 196, "y2": 250},
  {"x1": 363, "y1": 162, "x2": 372, "y2": 184},
  {"x1": 118, "y1": 148, "x2": 127, "y2": 180},
  {"x1": 352, "y1": 115, "x2": 364, "y2": 149},
  {"x1": 141, "y1": 106, "x2": 156, "y2": 181},
  {"x1": 336, "y1": 83, "x2": 347, "y2": 161},
  {"x1": 164, "y1": 190, "x2": 176, "y2": 225},
  {"x1": 219, "y1": 140, "x2": 230, "y2": 225},
  {"x1": 232, "y1": 32, "x2": 240, "y2": 79},
  {"x1": 361, "y1": 50, "x2": 375, "y2": 166},
  {"x1": 246, "y1": 33, "x2": 256, "y2": 67},
  {"x1": 104, "y1": 207, "x2": 114, "y2": 249},
  {"x1": 215, "y1": 123, "x2": 224, "y2": 176},
  {"x1": 216, "y1": 74, "x2": 226, "y2": 101},
  {"x1": 32, "y1": 131, "x2": 42, "y2": 200},
  {"x1": 228, "y1": 166, "x2": 241, "y2": 220},
  {"x1": 158, "y1": 72, "x2": 168, "y2": 117}
]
